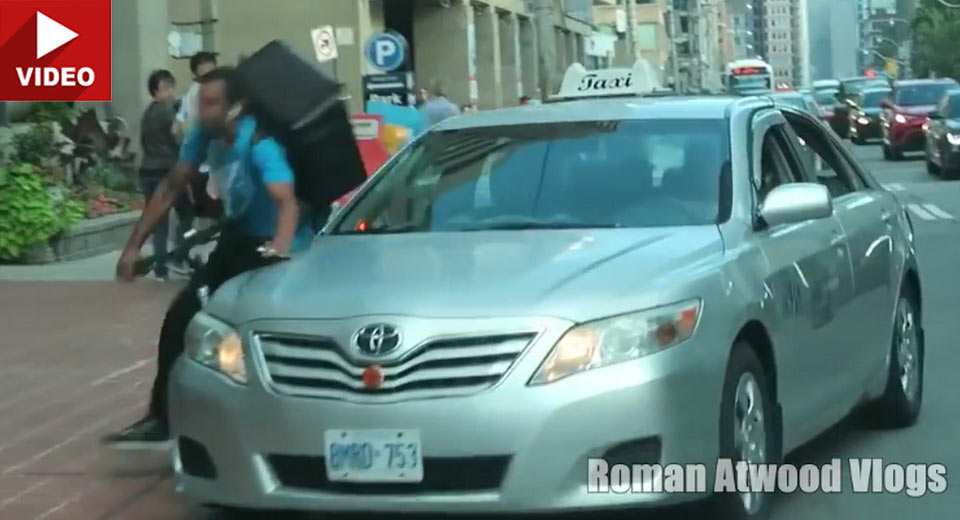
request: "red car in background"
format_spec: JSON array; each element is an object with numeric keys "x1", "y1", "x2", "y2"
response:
[{"x1": 882, "y1": 78, "x2": 959, "y2": 160}]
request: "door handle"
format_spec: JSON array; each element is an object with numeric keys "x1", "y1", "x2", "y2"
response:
[
  {"x1": 830, "y1": 232, "x2": 845, "y2": 247},
  {"x1": 881, "y1": 211, "x2": 893, "y2": 223}
]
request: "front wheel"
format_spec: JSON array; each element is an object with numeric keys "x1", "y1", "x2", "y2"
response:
[
  {"x1": 867, "y1": 286, "x2": 923, "y2": 428},
  {"x1": 712, "y1": 343, "x2": 775, "y2": 520},
  {"x1": 883, "y1": 144, "x2": 902, "y2": 161},
  {"x1": 926, "y1": 157, "x2": 940, "y2": 176}
]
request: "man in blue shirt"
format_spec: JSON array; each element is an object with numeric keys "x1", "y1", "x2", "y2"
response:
[{"x1": 104, "y1": 67, "x2": 311, "y2": 446}]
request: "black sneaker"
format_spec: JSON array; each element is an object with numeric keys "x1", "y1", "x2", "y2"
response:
[{"x1": 100, "y1": 416, "x2": 171, "y2": 450}]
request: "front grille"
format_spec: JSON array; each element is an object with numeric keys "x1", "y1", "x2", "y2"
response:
[
  {"x1": 256, "y1": 332, "x2": 535, "y2": 402},
  {"x1": 267, "y1": 454, "x2": 511, "y2": 494}
]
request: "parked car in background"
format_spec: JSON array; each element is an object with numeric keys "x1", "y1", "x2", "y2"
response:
[
  {"x1": 836, "y1": 76, "x2": 890, "y2": 138},
  {"x1": 882, "y1": 78, "x2": 960, "y2": 160},
  {"x1": 923, "y1": 88, "x2": 960, "y2": 178},
  {"x1": 848, "y1": 86, "x2": 892, "y2": 145}
]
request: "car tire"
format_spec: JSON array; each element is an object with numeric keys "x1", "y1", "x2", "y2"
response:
[
  {"x1": 853, "y1": 134, "x2": 865, "y2": 145},
  {"x1": 207, "y1": 506, "x2": 265, "y2": 519},
  {"x1": 926, "y1": 158, "x2": 940, "y2": 176},
  {"x1": 712, "y1": 342, "x2": 775, "y2": 520},
  {"x1": 867, "y1": 284, "x2": 924, "y2": 429},
  {"x1": 883, "y1": 144, "x2": 902, "y2": 161}
]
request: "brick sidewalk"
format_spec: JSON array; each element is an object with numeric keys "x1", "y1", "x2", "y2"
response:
[{"x1": 0, "y1": 282, "x2": 201, "y2": 520}]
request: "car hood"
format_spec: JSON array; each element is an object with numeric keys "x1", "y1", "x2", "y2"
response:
[
  {"x1": 209, "y1": 227, "x2": 725, "y2": 323},
  {"x1": 946, "y1": 119, "x2": 960, "y2": 131},
  {"x1": 899, "y1": 105, "x2": 936, "y2": 116}
]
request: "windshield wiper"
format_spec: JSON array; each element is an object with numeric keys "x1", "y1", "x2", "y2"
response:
[{"x1": 458, "y1": 219, "x2": 622, "y2": 231}]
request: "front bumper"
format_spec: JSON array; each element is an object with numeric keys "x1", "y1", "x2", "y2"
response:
[
  {"x1": 886, "y1": 121, "x2": 927, "y2": 151},
  {"x1": 169, "y1": 318, "x2": 724, "y2": 513}
]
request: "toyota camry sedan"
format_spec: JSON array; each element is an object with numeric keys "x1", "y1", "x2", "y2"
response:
[{"x1": 169, "y1": 76, "x2": 924, "y2": 520}]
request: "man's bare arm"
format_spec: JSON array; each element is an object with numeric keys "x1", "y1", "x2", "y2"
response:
[
  {"x1": 122, "y1": 161, "x2": 198, "y2": 253},
  {"x1": 265, "y1": 182, "x2": 299, "y2": 256}
]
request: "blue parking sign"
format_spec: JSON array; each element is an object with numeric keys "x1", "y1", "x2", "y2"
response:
[{"x1": 365, "y1": 31, "x2": 407, "y2": 72}]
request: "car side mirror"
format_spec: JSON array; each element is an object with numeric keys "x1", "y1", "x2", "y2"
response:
[
  {"x1": 759, "y1": 183, "x2": 833, "y2": 228},
  {"x1": 928, "y1": 110, "x2": 942, "y2": 120}
]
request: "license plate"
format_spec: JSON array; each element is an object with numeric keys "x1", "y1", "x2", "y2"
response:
[{"x1": 324, "y1": 429, "x2": 424, "y2": 482}]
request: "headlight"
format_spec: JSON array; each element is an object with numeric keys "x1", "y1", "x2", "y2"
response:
[
  {"x1": 894, "y1": 114, "x2": 908, "y2": 124},
  {"x1": 858, "y1": 117, "x2": 870, "y2": 125},
  {"x1": 184, "y1": 312, "x2": 247, "y2": 384},
  {"x1": 529, "y1": 299, "x2": 701, "y2": 384},
  {"x1": 948, "y1": 133, "x2": 960, "y2": 146}
]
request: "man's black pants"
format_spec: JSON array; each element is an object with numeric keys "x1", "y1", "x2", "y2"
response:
[{"x1": 148, "y1": 229, "x2": 281, "y2": 424}]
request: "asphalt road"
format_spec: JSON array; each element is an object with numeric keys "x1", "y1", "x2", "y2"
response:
[{"x1": 1, "y1": 142, "x2": 957, "y2": 519}]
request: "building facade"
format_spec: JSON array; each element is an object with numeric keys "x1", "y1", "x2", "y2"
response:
[
  {"x1": 110, "y1": 0, "x2": 593, "y2": 149},
  {"x1": 764, "y1": 0, "x2": 794, "y2": 85},
  {"x1": 593, "y1": 0, "x2": 671, "y2": 76}
]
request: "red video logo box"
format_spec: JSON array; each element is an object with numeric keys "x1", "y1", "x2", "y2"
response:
[{"x1": 0, "y1": 0, "x2": 112, "y2": 101}]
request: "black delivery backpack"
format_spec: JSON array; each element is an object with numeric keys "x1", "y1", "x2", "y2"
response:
[{"x1": 234, "y1": 40, "x2": 367, "y2": 224}]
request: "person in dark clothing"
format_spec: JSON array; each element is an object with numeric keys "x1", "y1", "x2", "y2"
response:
[
  {"x1": 101, "y1": 67, "x2": 312, "y2": 446},
  {"x1": 139, "y1": 69, "x2": 195, "y2": 279}
]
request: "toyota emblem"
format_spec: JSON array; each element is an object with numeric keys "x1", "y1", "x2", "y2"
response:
[{"x1": 353, "y1": 324, "x2": 402, "y2": 355}]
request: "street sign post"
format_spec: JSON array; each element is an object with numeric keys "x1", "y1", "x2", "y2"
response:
[{"x1": 364, "y1": 31, "x2": 407, "y2": 72}]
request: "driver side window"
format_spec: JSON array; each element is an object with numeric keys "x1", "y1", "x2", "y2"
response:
[
  {"x1": 784, "y1": 116, "x2": 864, "y2": 198},
  {"x1": 758, "y1": 126, "x2": 798, "y2": 201}
]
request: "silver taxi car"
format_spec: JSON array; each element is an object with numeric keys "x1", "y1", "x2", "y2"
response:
[{"x1": 169, "y1": 67, "x2": 923, "y2": 520}]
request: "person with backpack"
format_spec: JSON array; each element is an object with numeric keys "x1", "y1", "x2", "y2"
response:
[{"x1": 102, "y1": 66, "x2": 313, "y2": 446}]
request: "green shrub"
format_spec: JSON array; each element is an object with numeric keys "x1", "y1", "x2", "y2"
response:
[
  {"x1": 12, "y1": 123, "x2": 57, "y2": 165},
  {"x1": 0, "y1": 163, "x2": 83, "y2": 261},
  {"x1": 26, "y1": 102, "x2": 74, "y2": 128}
]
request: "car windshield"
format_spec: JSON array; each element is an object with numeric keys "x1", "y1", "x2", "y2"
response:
[
  {"x1": 844, "y1": 79, "x2": 887, "y2": 96},
  {"x1": 948, "y1": 96, "x2": 960, "y2": 118},
  {"x1": 861, "y1": 90, "x2": 890, "y2": 107},
  {"x1": 814, "y1": 91, "x2": 839, "y2": 107},
  {"x1": 731, "y1": 75, "x2": 771, "y2": 92},
  {"x1": 895, "y1": 83, "x2": 957, "y2": 106},
  {"x1": 333, "y1": 119, "x2": 730, "y2": 234},
  {"x1": 773, "y1": 95, "x2": 807, "y2": 110}
]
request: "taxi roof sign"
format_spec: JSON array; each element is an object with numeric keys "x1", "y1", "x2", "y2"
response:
[{"x1": 553, "y1": 59, "x2": 663, "y2": 100}]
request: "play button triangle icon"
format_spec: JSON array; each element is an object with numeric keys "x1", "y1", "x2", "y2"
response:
[{"x1": 36, "y1": 11, "x2": 78, "y2": 60}]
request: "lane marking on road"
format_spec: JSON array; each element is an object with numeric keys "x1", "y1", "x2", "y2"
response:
[
  {"x1": 90, "y1": 357, "x2": 151, "y2": 387},
  {"x1": 1, "y1": 399, "x2": 147, "y2": 475},
  {"x1": 923, "y1": 203, "x2": 955, "y2": 220},
  {"x1": 0, "y1": 480, "x2": 46, "y2": 509},
  {"x1": 883, "y1": 183, "x2": 906, "y2": 191},
  {"x1": 907, "y1": 204, "x2": 937, "y2": 220}
]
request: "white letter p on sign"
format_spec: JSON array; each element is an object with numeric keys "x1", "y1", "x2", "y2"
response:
[{"x1": 375, "y1": 40, "x2": 396, "y2": 66}]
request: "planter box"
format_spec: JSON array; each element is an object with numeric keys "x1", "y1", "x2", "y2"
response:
[{"x1": 20, "y1": 211, "x2": 141, "y2": 264}]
